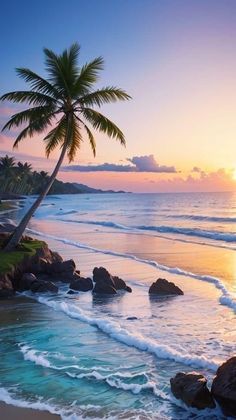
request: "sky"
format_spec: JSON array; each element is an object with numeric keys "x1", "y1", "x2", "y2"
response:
[{"x1": 1, "y1": 0, "x2": 236, "y2": 192}]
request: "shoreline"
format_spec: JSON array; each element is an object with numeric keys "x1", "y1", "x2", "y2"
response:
[{"x1": 0, "y1": 402, "x2": 60, "y2": 419}]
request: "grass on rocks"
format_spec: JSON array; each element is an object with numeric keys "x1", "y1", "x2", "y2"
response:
[{"x1": 0, "y1": 238, "x2": 45, "y2": 275}]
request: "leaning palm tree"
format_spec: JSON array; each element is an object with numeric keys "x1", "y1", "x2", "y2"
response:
[{"x1": 1, "y1": 43, "x2": 131, "y2": 251}]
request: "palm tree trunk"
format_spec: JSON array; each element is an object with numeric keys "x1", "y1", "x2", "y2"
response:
[{"x1": 4, "y1": 141, "x2": 68, "y2": 251}]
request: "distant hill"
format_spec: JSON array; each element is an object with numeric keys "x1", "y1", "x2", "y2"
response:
[{"x1": 72, "y1": 183, "x2": 126, "y2": 194}]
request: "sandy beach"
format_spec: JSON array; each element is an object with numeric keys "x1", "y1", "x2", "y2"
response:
[{"x1": 0, "y1": 402, "x2": 59, "y2": 419}]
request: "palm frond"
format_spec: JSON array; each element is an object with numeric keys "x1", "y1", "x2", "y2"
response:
[
  {"x1": 44, "y1": 43, "x2": 80, "y2": 97},
  {"x1": 2, "y1": 105, "x2": 56, "y2": 131},
  {"x1": 43, "y1": 116, "x2": 67, "y2": 157},
  {"x1": 16, "y1": 68, "x2": 60, "y2": 99},
  {"x1": 83, "y1": 124, "x2": 96, "y2": 156},
  {"x1": 13, "y1": 112, "x2": 55, "y2": 148},
  {"x1": 74, "y1": 57, "x2": 104, "y2": 97},
  {"x1": 67, "y1": 115, "x2": 83, "y2": 162},
  {"x1": 81, "y1": 108, "x2": 126, "y2": 145},
  {"x1": 80, "y1": 87, "x2": 131, "y2": 107},
  {"x1": 0, "y1": 90, "x2": 58, "y2": 107}
]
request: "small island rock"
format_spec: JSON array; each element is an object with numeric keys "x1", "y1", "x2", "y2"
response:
[
  {"x1": 149, "y1": 278, "x2": 183, "y2": 296},
  {"x1": 170, "y1": 371, "x2": 215, "y2": 409},
  {"x1": 211, "y1": 357, "x2": 236, "y2": 417}
]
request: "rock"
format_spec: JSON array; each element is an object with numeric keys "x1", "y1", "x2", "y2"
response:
[
  {"x1": 46, "y1": 259, "x2": 76, "y2": 275},
  {"x1": 30, "y1": 281, "x2": 58, "y2": 293},
  {"x1": 67, "y1": 289, "x2": 76, "y2": 295},
  {"x1": 69, "y1": 277, "x2": 93, "y2": 292},
  {"x1": 93, "y1": 267, "x2": 132, "y2": 293},
  {"x1": 149, "y1": 278, "x2": 183, "y2": 296},
  {"x1": 56, "y1": 271, "x2": 81, "y2": 283},
  {"x1": 170, "y1": 372, "x2": 215, "y2": 409},
  {"x1": 19, "y1": 273, "x2": 38, "y2": 290},
  {"x1": 211, "y1": 357, "x2": 236, "y2": 417},
  {"x1": 93, "y1": 267, "x2": 115, "y2": 287},
  {"x1": 112, "y1": 276, "x2": 132, "y2": 292},
  {"x1": 93, "y1": 282, "x2": 117, "y2": 295},
  {"x1": 127, "y1": 316, "x2": 138, "y2": 320}
]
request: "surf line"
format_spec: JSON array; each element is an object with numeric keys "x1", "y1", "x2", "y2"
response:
[{"x1": 26, "y1": 228, "x2": 236, "y2": 313}]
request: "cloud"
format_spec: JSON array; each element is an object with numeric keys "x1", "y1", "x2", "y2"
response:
[{"x1": 62, "y1": 155, "x2": 177, "y2": 173}]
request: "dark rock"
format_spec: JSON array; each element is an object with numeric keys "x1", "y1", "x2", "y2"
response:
[
  {"x1": 93, "y1": 267, "x2": 132, "y2": 293},
  {"x1": 112, "y1": 275, "x2": 132, "y2": 292},
  {"x1": 127, "y1": 316, "x2": 138, "y2": 320},
  {"x1": 67, "y1": 290, "x2": 76, "y2": 295},
  {"x1": 170, "y1": 372, "x2": 215, "y2": 409},
  {"x1": 93, "y1": 282, "x2": 117, "y2": 295},
  {"x1": 19, "y1": 272, "x2": 38, "y2": 290},
  {"x1": 46, "y1": 259, "x2": 76, "y2": 275},
  {"x1": 69, "y1": 277, "x2": 93, "y2": 292},
  {"x1": 149, "y1": 278, "x2": 183, "y2": 296},
  {"x1": 30, "y1": 281, "x2": 58, "y2": 293},
  {"x1": 55, "y1": 271, "x2": 81, "y2": 283},
  {"x1": 93, "y1": 267, "x2": 115, "y2": 287},
  {"x1": 211, "y1": 357, "x2": 236, "y2": 417}
]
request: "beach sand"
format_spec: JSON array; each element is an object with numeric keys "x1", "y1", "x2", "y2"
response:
[{"x1": 0, "y1": 402, "x2": 60, "y2": 419}]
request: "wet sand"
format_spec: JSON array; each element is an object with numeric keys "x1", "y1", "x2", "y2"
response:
[{"x1": 0, "y1": 402, "x2": 60, "y2": 419}]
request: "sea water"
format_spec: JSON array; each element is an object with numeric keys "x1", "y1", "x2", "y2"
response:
[{"x1": 0, "y1": 192, "x2": 235, "y2": 419}]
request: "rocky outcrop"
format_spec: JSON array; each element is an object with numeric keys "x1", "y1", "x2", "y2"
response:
[
  {"x1": 69, "y1": 277, "x2": 93, "y2": 292},
  {"x1": 170, "y1": 372, "x2": 215, "y2": 409},
  {"x1": 211, "y1": 357, "x2": 236, "y2": 417},
  {"x1": 149, "y1": 278, "x2": 183, "y2": 296},
  {"x1": 93, "y1": 282, "x2": 117, "y2": 295},
  {"x1": 92, "y1": 267, "x2": 132, "y2": 294},
  {"x1": 0, "y1": 273, "x2": 14, "y2": 298}
]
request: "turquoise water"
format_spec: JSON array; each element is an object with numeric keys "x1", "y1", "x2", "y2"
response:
[{"x1": 0, "y1": 192, "x2": 236, "y2": 419}]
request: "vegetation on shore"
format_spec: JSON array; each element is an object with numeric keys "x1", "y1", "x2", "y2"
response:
[
  {"x1": 1, "y1": 43, "x2": 130, "y2": 250},
  {"x1": 0, "y1": 236, "x2": 45, "y2": 275}
]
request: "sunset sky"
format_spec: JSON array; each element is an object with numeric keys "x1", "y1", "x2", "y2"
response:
[{"x1": 1, "y1": 0, "x2": 236, "y2": 192}]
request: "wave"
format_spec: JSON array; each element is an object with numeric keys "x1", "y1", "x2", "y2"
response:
[
  {"x1": 0, "y1": 386, "x2": 62, "y2": 416},
  {"x1": 170, "y1": 214, "x2": 236, "y2": 223},
  {"x1": 18, "y1": 343, "x2": 166, "y2": 397},
  {"x1": 56, "y1": 218, "x2": 236, "y2": 244},
  {"x1": 35, "y1": 297, "x2": 220, "y2": 372},
  {"x1": 56, "y1": 210, "x2": 78, "y2": 216},
  {"x1": 27, "y1": 228, "x2": 236, "y2": 313}
]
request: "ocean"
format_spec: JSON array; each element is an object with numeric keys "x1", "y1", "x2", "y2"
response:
[{"x1": 0, "y1": 191, "x2": 235, "y2": 419}]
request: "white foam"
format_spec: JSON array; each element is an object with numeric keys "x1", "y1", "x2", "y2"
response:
[
  {"x1": 27, "y1": 228, "x2": 236, "y2": 313},
  {"x1": 19, "y1": 345, "x2": 51, "y2": 368},
  {"x1": 0, "y1": 386, "x2": 62, "y2": 415},
  {"x1": 36, "y1": 297, "x2": 220, "y2": 372},
  {"x1": 56, "y1": 217, "x2": 236, "y2": 243}
]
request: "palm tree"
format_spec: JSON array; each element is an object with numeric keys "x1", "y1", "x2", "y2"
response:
[
  {"x1": 16, "y1": 162, "x2": 33, "y2": 193},
  {"x1": 1, "y1": 43, "x2": 131, "y2": 251},
  {"x1": 0, "y1": 155, "x2": 16, "y2": 193}
]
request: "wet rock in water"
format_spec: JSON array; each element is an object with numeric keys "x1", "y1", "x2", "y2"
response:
[
  {"x1": 30, "y1": 280, "x2": 58, "y2": 293},
  {"x1": 149, "y1": 278, "x2": 183, "y2": 296},
  {"x1": 93, "y1": 281, "x2": 117, "y2": 295},
  {"x1": 211, "y1": 357, "x2": 236, "y2": 417},
  {"x1": 69, "y1": 277, "x2": 93, "y2": 292},
  {"x1": 93, "y1": 267, "x2": 132, "y2": 293},
  {"x1": 112, "y1": 276, "x2": 132, "y2": 292},
  {"x1": 67, "y1": 289, "x2": 76, "y2": 295},
  {"x1": 93, "y1": 267, "x2": 115, "y2": 287},
  {"x1": 170, "y1": 372, "x2": 215, "y2": 409},
  {"x1": 127, "y1": 316, "x2": 138, "y2": 320}
]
